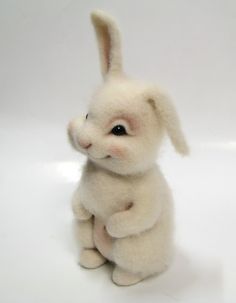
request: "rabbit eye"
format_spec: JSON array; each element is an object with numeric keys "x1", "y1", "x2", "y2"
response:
[{"x1": 111, "y1": 125, "x2": 127, "y2": 136}]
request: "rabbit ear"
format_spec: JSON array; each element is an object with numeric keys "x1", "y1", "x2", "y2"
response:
[
  {"x1": 147, "y1": 88, "x2": 189, "y2": 155},
  {"x1": 91, "y1": 10, "x2": 123, "y2": 79}
]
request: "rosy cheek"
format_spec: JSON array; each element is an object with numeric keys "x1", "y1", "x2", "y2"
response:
[{"x1": 108, "y1": 145, "x2": 126, "y2": 158}]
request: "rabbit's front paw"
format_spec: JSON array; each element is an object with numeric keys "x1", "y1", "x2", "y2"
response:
[
  {"x1": 106, "y1": 214, "x2": 128, "y2": 238},
  {"x1": 72, "y1": 200, "x2": 92, "y2": 221}
]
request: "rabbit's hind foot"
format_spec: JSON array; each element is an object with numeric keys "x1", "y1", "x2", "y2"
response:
[
  {"x1": 112, "y1": 266, "x2": 143, "y2": 286},
  {"x1": 79, "y1": 248, "x2": 107, "y2": 269}
]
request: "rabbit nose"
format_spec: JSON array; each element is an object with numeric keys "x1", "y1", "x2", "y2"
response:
[
  {"x1": 79, "y1": 141, "x2": 92, "y2": 149},
  {"x1": 84, "y1": 143, "x2": 92, "y2": 149}
]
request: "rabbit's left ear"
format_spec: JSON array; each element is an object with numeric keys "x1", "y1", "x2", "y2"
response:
[
  {"x1": 91, "y1": 10, "x2": 123, "y2": 79},
  {"x1": 147, "y1": 88, "x2": 189, "y2": 156}
]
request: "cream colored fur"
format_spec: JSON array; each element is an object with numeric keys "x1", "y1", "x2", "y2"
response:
[{"x1": 67, "y1": 9, "x2": 189, "y2": 286}]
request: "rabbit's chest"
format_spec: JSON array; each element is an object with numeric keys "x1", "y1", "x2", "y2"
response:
[{"x1": 79, "y1": 169, "x2": 133, "y2": 220}]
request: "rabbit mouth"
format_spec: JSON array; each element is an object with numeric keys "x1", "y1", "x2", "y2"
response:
[{"x1": 88, "y1": 153, "x2": 111, "y2": 160}]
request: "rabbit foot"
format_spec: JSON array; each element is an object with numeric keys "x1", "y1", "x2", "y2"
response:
[
  {"x1": 112, "y1": 266, "x2": 143, "y2": 286},
  {"x1": 79, "y1": 248, "x2": 106, "y2": 269}
]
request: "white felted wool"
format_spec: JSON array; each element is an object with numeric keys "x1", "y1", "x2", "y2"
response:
[{"x1": 67, "y1": 9, "x2": 189, "y2": 286}]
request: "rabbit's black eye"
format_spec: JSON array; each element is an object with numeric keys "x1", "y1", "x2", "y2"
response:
[
  {"x1": 85, "y1": 114, "x2": 88, "y2": 119},
  {"x1": 111, "y1": 125, "x2": 127, "y2": 136}
]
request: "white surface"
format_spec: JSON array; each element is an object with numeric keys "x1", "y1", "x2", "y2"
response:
[{"x1": 0, "y1": 1, "x2": 235, "y2": 302}]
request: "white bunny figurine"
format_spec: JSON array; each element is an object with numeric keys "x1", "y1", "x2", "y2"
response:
[{"x1": 67, "y1": 10, "x2": 189, "y2": 286}]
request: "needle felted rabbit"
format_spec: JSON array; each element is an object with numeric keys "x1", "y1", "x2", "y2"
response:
[{"x1": 67, "y1": 10, "x2": 189, "y2": 286}]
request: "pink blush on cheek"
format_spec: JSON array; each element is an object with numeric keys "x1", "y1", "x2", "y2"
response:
[{"x1": 108, "y1": 145, "x2": 126, "y2": 159}]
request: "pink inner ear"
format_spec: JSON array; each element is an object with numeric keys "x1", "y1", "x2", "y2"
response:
[{"x1": 102, "y1": 24, "x2": 111, "y2": 73}]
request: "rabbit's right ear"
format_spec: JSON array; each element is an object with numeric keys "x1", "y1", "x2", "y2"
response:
[
  {"x1": 91, "y1": 10, "x2": 123, "y2": 79},
  {"x1": 147, "y1": 87, "x2": 190, "y2": 156}
]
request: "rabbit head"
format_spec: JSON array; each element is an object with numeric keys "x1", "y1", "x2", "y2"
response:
[{"x1": 68, "y1": 10, "x2": 189, "y2": 175}]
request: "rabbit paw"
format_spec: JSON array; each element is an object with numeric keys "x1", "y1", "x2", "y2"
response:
[
  {"x1": 79, "y1": 249, "x2": 106, "y2": 269},
  {"x1": 112, "y1": 266, "x2": 143, "y2": 286},
  {"x1": 106, "y1": 215, "x2": 128, "y2": 238},
  {"x1": 72, "y1": 200, "x2": 92, "y2": 221}
]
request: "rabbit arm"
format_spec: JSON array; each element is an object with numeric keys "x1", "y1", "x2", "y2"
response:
[
  {"x1": 71, "y1": 188, "x2": 92, "y2": 221},
  {"x1": 106, "y1": 198, "x2": 161, "y2": 238}
]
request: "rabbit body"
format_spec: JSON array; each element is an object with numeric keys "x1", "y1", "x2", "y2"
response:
[
  {"x1": 68, "y1": 10, "x2": 188, "y2": 286},
  {"x1": 73, "y1": 160, "x2": 174, "y2": 284}
]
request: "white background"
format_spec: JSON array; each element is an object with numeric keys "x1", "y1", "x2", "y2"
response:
[{"x1": 0, "y1": 0, "x2": 235, "y2": 302}]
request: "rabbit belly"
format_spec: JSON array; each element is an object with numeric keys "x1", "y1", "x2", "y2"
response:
[{"x1": 94, "y1": 217, "x2": 114, "y2": 261}]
